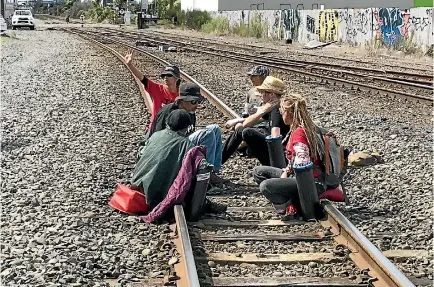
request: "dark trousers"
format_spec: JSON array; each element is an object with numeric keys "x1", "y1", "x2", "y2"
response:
[
  {"x1": 252, "y1": 166, "x2": 300, "y2": 211},
  {"x1": 222, "y1": 126, "x2": 270, "y2": 165}
]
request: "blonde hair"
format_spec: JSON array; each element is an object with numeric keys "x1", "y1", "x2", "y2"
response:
[{"x1": 281, "y1": 93, "x2": 319, "y2": 159}]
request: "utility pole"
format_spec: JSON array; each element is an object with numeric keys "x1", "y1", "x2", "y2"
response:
[{"x1": 1, "y1": 0, "x2": 5, "y2": 18}]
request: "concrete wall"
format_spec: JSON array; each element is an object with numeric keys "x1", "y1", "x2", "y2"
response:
[
  {"x1": 217, "y1": 0, "x2": 415, "y2": 11},
  {"x1": 211, "y1": 7, "x2": 434, "y2": 50},
  {"x1": 181, "y1": 0, "x2": 218, "y2": 12}
]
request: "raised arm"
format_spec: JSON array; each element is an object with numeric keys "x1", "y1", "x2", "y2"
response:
[{"x1": 124, "y1": 51, "x2": 145, "y2": 84}]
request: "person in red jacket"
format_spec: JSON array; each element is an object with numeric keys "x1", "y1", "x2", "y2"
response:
[
  {"x1": 251, "y1": 93, "x2": 323, "y2": 219},
  {"x1": 123, "y1": 51, "x2": 180, "y2": 127}
]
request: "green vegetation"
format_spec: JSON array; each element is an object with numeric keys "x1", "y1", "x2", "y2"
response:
[
  {"x1": 365, "y1": 32, "x2": 423, "y2": 56},
  {"x1": 86, "y1": 5, "x2": 117, "y2": 23},
  {"x1": 198, "y1": 11, "x2": 269, "y2": 39},
  {"x1": 396, "y1": 33, "x2": 421, "y2": 54},
  {"x1": 180, "y1": 10, "x2": 212, "y2": 30},
  {"x1": 201, "y1": 17, "x2": 229, "y2": 34}
]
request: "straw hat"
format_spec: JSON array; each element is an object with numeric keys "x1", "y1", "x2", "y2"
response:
[{"x1": 256, "y1": 76, "x2": 285, "y2": 95}]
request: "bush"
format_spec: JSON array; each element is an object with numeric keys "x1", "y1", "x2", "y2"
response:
[
  {"x1": 201, "y1": 17, "x2": 229, "y2": 34},
  {"x1": 247, "y1": 11, "x2": 267, "y2": 38},
  {"x1": 231, "y1": 22, "x2": 249, "y2": 37},
  {"x1": 86, "y1": 6, "x2": 117, "y2": 23},
  {"x1": 396, "y1": 33, "x2": 421, "y2": 55},
  {"x1": 179, "y1": 10, "x2": 211, "y2": 30},
  {"x1": 199, "y1": 11, "x2": 269, "y2": 39},
  {"x1": 65, "y1": 1, "x2": 91, "y2": 18},
  {"x1": 365, "y1": 33, "x2": 422, "y2": 56}
]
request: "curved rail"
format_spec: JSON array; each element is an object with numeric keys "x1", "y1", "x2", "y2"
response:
[
  {"x1": 322, "y1": 201, "x2": 415, "y2": 287},
  {"x1": 66, "y1": 28, "x2": 417, "y2": 287},
  {"x1": 93, "y1": 28, "x2": 433, "y2": 103},
  {"x1": 75, "y1": 28, "x2": 240, "y2": 119},
  {"x1": 104, "y1": 28, "x2": 433, "y2": 84},
  {"x1": 148, "y1": 29, "x2": 434, "y2": 73}
]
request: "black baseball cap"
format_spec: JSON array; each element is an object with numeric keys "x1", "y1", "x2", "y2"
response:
[
  {"x1": 166, "y1": 109, "x2": 192, "y2": 131},
  {"x1": 176, "y1": 82, "x2": 205, "y2": 102},
  {"x1": 161, "y1": 65, "x2": 181, "y2": 79}
]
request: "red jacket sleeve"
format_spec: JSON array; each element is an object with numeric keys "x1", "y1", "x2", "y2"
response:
[{"x1": 291, "y1": 127, "x2": 309, "y2": 146}]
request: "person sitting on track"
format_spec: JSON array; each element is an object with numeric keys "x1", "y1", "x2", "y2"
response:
[
  {"x1": 123, "y1": 50, "x2": 180, "y2": 127},
  {"x1": 130, "y1": 109, "x2": 227, "y2": 221},
  {"x1": 252, "y1": 93, "x2": 336, "y2": 219},
  {"x1": 243, "y1": 65, "x2": 270, "y2": 118},
  {"x1": 222, "y1": 76, "x2": 290, "y2": 166},
  {"x1": 139, "y1": 82, "x2": 227, "y2": 185},
  {"x1": 226, "y1": 65, "x2": 270, "y2": 129}
]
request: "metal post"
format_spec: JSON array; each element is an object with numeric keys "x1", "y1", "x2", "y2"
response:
[{"x1": 1, "y1": 0, "x2": 5, "y2": 18}]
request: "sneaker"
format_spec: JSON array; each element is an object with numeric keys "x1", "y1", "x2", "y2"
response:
[
  {"x1": 281, "y1": 204, "x2": 297, "y2": 221},
  {"x1": 207, "y1": 186, "x2": 225, "y2": 194},
  {"x1": 204, "y1": 199, "x2": 227, "y2": 214},
  {"x1": 210, "y1": 172, "x2": 230, "y2": 186}
]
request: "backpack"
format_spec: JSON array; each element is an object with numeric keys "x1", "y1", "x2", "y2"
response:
[{"x1": 314, "y1": 127, "x2": 351, "y2": 190}]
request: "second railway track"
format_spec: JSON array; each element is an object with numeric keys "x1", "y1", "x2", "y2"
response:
[
  {"x1": 62, "y1": 27, "x2": 431, "y2": 287},
  {"x1": 90, "y1": 27, "x2": 433, "y2": 103}
]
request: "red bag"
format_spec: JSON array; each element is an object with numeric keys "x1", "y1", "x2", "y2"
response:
[
  {"x1": 109, "y1": 184, "x2": 150, "y2": 215},
  {"x1": 319, "y1": 188, "x2": 345, "y2": 202}
]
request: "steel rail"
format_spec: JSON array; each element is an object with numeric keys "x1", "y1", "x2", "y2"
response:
[
  {"x1": 93, "y1": 28, "x2": 433, "y2": 102},
  {"x1": 77, "y1": 28, "x2": 240, "y2": 119},
  {"x1": 65, "y1": 28, "x2": 237, "y2": 287},
  {"x1": 322, "y1": 201, "x2": 415, "y2": 287},
  {"x1": 145, "y1": 29, "x2": 434, "y2": 73},
  {"x1": 173, "y1": 205, "x2": 200, "y2": 287},
  {"x1": 65, "y1": 30, "x2": 153, "y2": 110},
  {"x1": 119, "y1": 28, "x2": 433, "y2": 82},
  {"x1": 68, "y1": 28, "x2": 417, "y2": 287}
]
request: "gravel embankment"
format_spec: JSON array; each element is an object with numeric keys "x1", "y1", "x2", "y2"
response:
[{"x1": 0, "y1": 29, "x2": 175, "y2": 286}]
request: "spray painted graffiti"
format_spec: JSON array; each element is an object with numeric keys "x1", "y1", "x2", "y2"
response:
[
  {"x1": 272, "y1": 10, "x2": 280, "y2": 29},
  {"x1": 339, "y1": 9, "x2": 372, "y2": 44},
  {"x1": 374, "y1": 8, "x2": 405, "y2": 45},
  {"x1": 210, "y1": 7, "x2": 432, "y2": 51},
  {"x1": 317, "y1": 10, "x2": 340, "y2": 42},
  {"x1": 306, "y1": 15, "x2": 315, "y2": 33},
  {"x1": 409, "y1": 14, "x2": 430, "y2": 31},
  {"x1": 282, "y1": 9, "x2": 300, "y2": 41}
]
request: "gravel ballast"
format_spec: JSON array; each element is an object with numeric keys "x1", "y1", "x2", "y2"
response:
[
  {"x1": 0, "y1": 29, "x2": 175, "y2": 286},
  {"x1": 2, "y1": 23, "x2": 432, "y2": 286},
  {"x1": 94, "y1": 29, "x2": 433, "y2": 282}
]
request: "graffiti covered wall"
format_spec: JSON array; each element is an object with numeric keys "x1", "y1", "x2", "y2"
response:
[{"x1": 211, "y1": 7, "x2": 434, "y2": 51}]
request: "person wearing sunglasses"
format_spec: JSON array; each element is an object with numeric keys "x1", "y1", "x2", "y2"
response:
[
  {"x1": 138, "y1": 82, "x2": 226, "y2": 185},
  {"x1": 123, "y1": 51, "x2": 181, "y2": 127},
  {"x1": 222, "y1": 76, "x2": 290, "y2": 166}
]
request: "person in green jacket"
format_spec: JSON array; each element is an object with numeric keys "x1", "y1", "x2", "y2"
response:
[{"x1": 131, "y1": 109, "x2": 194, "y2": 208}]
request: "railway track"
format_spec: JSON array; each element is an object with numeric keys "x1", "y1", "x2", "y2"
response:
[
  {"x1": 64, "y1": 28, "x2": 427, "y2": 287},
  {"x1": 129, "y1": 29, "x2": 433, "y2": 81},
  {"x1": 143, "y1": 29, "x2": 434, "y2": 73},
  {"x1": 83, "y1": 27, "x2": 433, "y2": 103}
]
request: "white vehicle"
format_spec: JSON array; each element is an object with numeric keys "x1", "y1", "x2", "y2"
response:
[{"x1": 11, "y1": 10, "x2": 35, "y2": 30}]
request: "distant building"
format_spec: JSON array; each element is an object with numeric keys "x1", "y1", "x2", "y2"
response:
[{"x1": 181, "y1": 0, "x2": 417, "y2": 11}]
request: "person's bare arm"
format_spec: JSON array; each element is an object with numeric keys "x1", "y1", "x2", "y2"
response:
[
  {"x1": 271, "y1": 127, "x2": 281, "y2": 137},
  {"x1": 243, "y1": 100, "x2": 279, "y2": 128},
  {"x1": 123, "y1": 51, "x2": 145, "y2": 82},
  {"x1": 242, "y1": 112, "x2": 264, "y2": 128}
]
